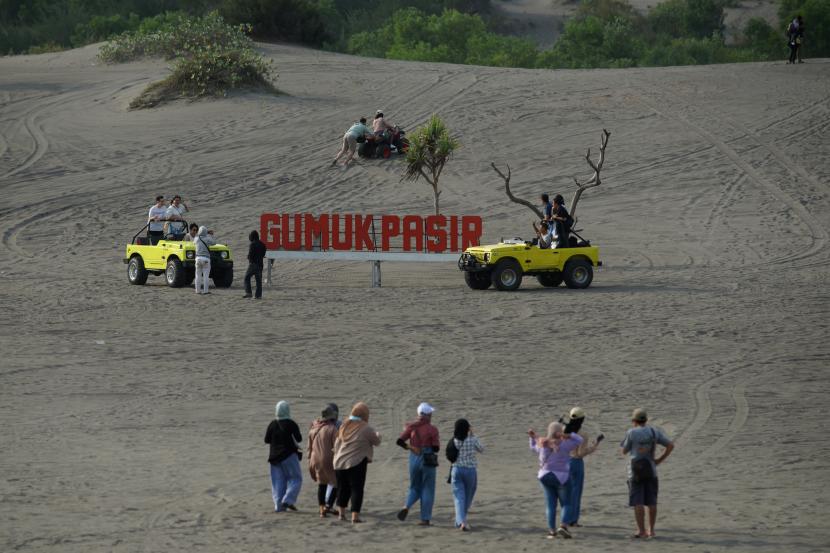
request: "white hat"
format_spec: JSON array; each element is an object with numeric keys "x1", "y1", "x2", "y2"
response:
[
  {"x1": 417, "y1": 402, "x2": 434, "y2": 415},
  {"x1": 376, "y1": 109, "x2": 384, "y2": 115},
  {"x1": 569, "y1": 406, "x2": 586, "y2": 419}
]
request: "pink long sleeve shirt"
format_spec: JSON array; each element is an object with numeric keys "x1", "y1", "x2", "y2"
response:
[{"x1": 529, "y1": 434, "x2": 583, "y2": 483}]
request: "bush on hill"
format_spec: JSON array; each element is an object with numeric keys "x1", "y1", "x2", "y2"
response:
[{"x1": 779, "y1": 0, "x2": 830, "y2": 57}]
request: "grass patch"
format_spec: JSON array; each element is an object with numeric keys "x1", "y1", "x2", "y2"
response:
[{"x1": 99, "y1": 11, "x2": 278, "y2": 109}]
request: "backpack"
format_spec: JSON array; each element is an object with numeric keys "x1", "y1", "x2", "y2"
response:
[
  {"x1": 446, "y1": 438, "x2": 460, "y2": 463},
  {"x1": 630, "y1": 428, "x2": 656, "y2": 483}
]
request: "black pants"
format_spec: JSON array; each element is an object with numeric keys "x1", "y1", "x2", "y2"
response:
[
  {"x1": 789, "y1": 43, "x2": 798, "y2": 63},
  {"x1": 244, "y1": 263, "x2": 263, "y2": 297},
  {"x1": 148, "y1": 230, "x2": 163, "y2": 245},
  {"x1": 317, "y1": 484, "x2": 338, "y2": 507},
  {"x1": 335, "y1": 458, "x2": 368, "y2": 513}
]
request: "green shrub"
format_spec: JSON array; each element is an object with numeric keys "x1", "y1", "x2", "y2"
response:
[
  {"x1": 648, "y1": 0, "x2": 725, "y2": 39},
  {"x1": 220, "y1": 0, "x2": 330, "y2": 45},
  {"x1": 780, "y1": 0, "x2": 830, "y2": 57},
  {"x1": 71, "y1": 13, "x2": 142, "y2": 46},
  {"x1": 130, "y1": 45, "x2": 277, "y2": 108},
  {"x1": 741, "y1": 17, "x2": 783, "y2": 60}
]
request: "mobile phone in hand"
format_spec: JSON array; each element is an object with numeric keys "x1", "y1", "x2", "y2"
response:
[{"x1": 596, "y1": 433, "x2": 605, "y2": 443}]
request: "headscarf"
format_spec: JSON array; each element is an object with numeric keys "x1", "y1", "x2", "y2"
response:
[
  {"x1": 454, "y1": 419, "x2": 470, "y2": 441},
  {"x1": 339, "y1": 402, "x2": 369, "y2": 441},
  {"x1": 322, "y1": 403, "x2": 339, "y2": 421},
  {"x1": 539, "y1": 421, "x2": 565, "y2": 451},
  {"x1": 275, "y1": 400, "x2": 291, "y2": 420},
  {"x1": 249, "y1": 230, "x2": 260, "y2": 241}
]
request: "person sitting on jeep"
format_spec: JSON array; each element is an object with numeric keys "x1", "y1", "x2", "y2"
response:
[{"x1": 533, "y1": 221, "x2": 554, "y2": 249}]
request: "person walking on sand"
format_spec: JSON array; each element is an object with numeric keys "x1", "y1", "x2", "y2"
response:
[
  {"x1": 529, "y1": 421, "x2": 583, "y2": 539},
  {"x1": 308, "y1": 403, "x2": 340, "y2": 518},
  {"x1": 621, "y1": 408, "x2": 675, "y2": 539},
  {"x1": 243, "y1": 230, "x2": 267, "y2": 299},
  {"x1": 193, "y1": 226, "x2": 216, "y2": 295},
  {"x1": 448, "y1": 419, "x2": 483, "y2": 531},
  {"x1": 396, "y1": 402, "x2": 440, "y2": 526},
  {"x1": 264, "y1": 401, "x2": 303, "y2": 513},
  {"x1": 333, "y1": 402, "x2": 381, "y2": 523},
  {"x1": 561, "y1": 407, "x2": 603, "y2": 527},
  {"x1": 332, "y1": 118, "x2": 372, "y2": 167}
]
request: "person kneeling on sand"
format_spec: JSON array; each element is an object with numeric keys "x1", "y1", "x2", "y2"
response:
[
  {"x1": 308, "y1": 404, "x2": 340, "y2": 518},
  {"x1": 193, "y1": 226, "x2": 217, "y2": 295},
  {"x1": 529, "y1": 421, "x2": 582, "y2": 539},
  {"x1": 332, "y1": 118, "x2": 372, "y2": 167},
  {"x1": 264, "y1": 401, "x2": 303, "y2": 513},
  {"x1": 620, "y1": 408, "x2": 675, "y2": 539},
  {"x1": 333, "y1": 402, "x2": 382, "y2": 523},
  {"x1": 396, "y1": 403, "x2": 440, "y2": 526}
]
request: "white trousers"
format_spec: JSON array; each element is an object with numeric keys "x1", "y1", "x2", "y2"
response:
[{"x1": 195, "y1": 257, "x2": 211, "y2": 294}]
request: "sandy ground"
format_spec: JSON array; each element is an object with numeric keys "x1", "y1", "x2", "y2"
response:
[{"x1": 1, "y1": 43, "x2": 829, "y2": 552}]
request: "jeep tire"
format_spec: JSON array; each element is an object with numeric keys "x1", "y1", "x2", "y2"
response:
[
  {"x1": 464, "y1": 271, "x2": 491, "y2": 290},
  {"x1": 127, "y1": 256, "x2": 148, "y2": 285},
  {"x1": 563, "y1": 258, "x2": 593, "y2": 289},
  {"x1": 213, "y1": 269, "x2": 233, "y2": 288},
  {"x1": 165, "y1": 257, "x2": 186, "y2": 288},
  {"x1": 537, "y1": 272, "x2": 564, "y2": 287},
  {"x1": 491, "y1": 259, "x2": 523, "y2": 291}
]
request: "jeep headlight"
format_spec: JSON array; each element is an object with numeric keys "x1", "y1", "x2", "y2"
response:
[
  {"x1": 483, "y1": 253, "x2": 490, "y2": 263},
  {"x1": 220, "y1": 251, "x2": 229, "y2": 259},
  {"x1": 186, "y1": 250, "x2": 195, "y2": 259}
]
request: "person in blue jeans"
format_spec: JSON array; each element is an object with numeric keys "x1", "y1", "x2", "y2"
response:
[
  {"x1": 449, "y1": 419, "x2": 484, "y2": 531},
  {"x1": 529, "y1": 421, "x2": 583, "y2": 538},
  {"x1": 264, "y1": 401, "x2": 303, "y2": 512},
  {"x1": 396, "y1": 402, "x2": 440, "y2": 526},
  {"x1": 561, "y1": 406, "x2": 602, "y2": 527}
]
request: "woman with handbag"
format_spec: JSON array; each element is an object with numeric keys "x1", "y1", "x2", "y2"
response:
[
  {"x1": 333, "y1": 402, "x2": 382, "y2": 523},
  {"x1": 448, "y1": 419, "x2": 483, "y2": 531},
  {"x1": 396, "y1": 402, "x2": 440, "y2": 526},
  {"x1": 308, "y1": 403, "x2": 340, "y2": 518},
  {"x1": 264, "y1": 401, "x2": 303, "y2": 512},
  {"x1": 529, "y1": 421, "x2": 583, "y2": 539}
]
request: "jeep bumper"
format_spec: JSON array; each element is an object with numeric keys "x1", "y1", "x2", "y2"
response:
[{"x1": 458, "y1": 253, "x2": 488, "y2": 272}]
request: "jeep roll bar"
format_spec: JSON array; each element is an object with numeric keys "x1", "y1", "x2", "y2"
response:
[{"x1": 131, "y1": 219, "x2": 189, "y2": 244}]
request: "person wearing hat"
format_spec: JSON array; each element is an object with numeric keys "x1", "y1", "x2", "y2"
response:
[
  {"x1": 308, "y1": 403, "x2": 340, "y2": 518},
  {"x1": 264, "y1": 401, "x2": 303, "y2": 512},
  {"x1": 561, "y1": 407, "x2": 603, "y2": 527},
  {"x1": 333, "y1": 402, "x2": 382, "y2": 523},
  {"x1": 620, "y1": 408, "x2": 675, "y2": 539},
  {"x1": 396, "y1": 402, "x2": 440, "y2": 526}
]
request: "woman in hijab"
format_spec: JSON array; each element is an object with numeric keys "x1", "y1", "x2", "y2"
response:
[
  {"x1": 308, "y1": 403, "x2": 340, "y2": 518},
  {"x1": 561, "y1": 407, "x2": 602, "y2": 527},
  {"x1": 193, "y1": 225, "x2": 217, "y2": 295},
  {"x1": 449, "y1": 419, "x2": 484, "y2": 531},
  {"x1": 333, "y1": 402, "x2": 382, "y2": 523},
  {"x1": 264, "y1": 401, "x2": 303, "y2": 512},
  {"x1": 528, "y1": 421, "x2": 583, "y2": 538}
]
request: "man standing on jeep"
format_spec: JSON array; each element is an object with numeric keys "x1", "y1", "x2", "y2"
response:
[
  {"x1": 147, "y1": 195, "x2": 167, "y2": 245},
  {"x1": 165, "y1": 195, "x2": 189, "y2": 240},
  {"x1": 620, "y1": 408, "x2": 674, "y2": 539}
]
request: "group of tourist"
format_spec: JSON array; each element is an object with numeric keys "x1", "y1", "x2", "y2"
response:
[
  {"x1": 331, "y1": 110, "x2": 397, "y2": 167},
  {"x1": 533, "y1": 193, "x2": 574, "y2": 249},
  {"x1": 787, "y1": 15, "x2": 805, "y2": 65},
  {"x1": 264, "y1": 401, "x2": 675, "y2": 539}
]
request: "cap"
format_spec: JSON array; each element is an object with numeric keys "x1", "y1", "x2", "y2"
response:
[
  {"x1": 417, "y1": 402, "x2": 434, "y2": 415},
  {"x1": 569, "y1": 406, "x2": 585, "y2": 419},
  {"x1": 632, "y1": 408, "x2": 648, "y2": 422}
]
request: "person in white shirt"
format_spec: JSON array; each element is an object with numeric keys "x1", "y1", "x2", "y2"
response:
[
  {"x1": 533, "y1": 221, "x2": 554, "y2": 249},
  {"x1": 147, "y1": 196, "x2": 167, "y2": 245},
  {"x1": 165, "y1": 195, "x2": 189, "y2": 239}
]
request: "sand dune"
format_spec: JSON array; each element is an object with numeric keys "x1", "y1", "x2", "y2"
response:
[{"x1": 1, "y1": 44, "x2": 829, "y2": 552}]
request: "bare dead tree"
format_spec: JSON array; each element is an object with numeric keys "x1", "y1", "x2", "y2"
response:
[
  {"x1": 569, "y1": 129, "x2": 610, "y2": 222},
  {"x1": 490, "y1": 162, "x2": 544, "y2": 220}
]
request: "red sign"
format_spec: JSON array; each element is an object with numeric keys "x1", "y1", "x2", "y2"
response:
[{"x1": 260, "y1": 213, "x2": 482, "y2": 253}]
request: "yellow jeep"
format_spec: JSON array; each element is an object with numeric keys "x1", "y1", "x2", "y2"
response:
[
  {"x1": 123, "y1": 223, "x2": 233, "y2": 288},
  {"x1": 458, "y1": 238, "x2": 600, "y2": 291}
]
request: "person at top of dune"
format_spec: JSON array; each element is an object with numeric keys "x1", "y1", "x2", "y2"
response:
[
  {"x1": 332, "y1": 117, "x2": 372, "y2": 167},
  {"x1": 529, "y1": 421, "x2": 582, "y2": 539},
  {"x1": 372, "y1": 110, "x2": 394, "y2": 136}
]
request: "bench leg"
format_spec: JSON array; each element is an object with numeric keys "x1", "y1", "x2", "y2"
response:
[{"x1": 371, "y1": 260, "x2": 381, "y2": 288}]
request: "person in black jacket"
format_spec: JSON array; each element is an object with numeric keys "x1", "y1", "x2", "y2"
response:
[
  {"x1": 551, "y1": 194, "x2": 573, "y2": 248},
  {"x1": 265, "y1": 401, "x2": 303, "y2": 512},
  {"x1": 244, "y1": 230, "x2": 267, "y2": 299}
]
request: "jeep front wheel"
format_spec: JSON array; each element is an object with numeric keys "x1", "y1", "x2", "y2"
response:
[
  {"x1": 537, "y1": 272, "x2": 563, "y2": 287},
  {"x1": 464, "y1": 271, "x2": 491, "y2": 290},
  {"x1": 127, "y1": 256, "x2": 148, "y2": 285},
  {"x1": 165, "y1": 257, "x2": 186, "y2": 287},
  {"x1": 213, "y1": 269, "x2": 233, "y2": 288},
  {"x1": 563, "y1": 259, "x2": 593, "y2": 289},
  {"x1": 491, "y1": 259, "x2": 523, "y2": 291}
]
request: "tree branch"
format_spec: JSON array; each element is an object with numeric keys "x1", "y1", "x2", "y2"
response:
[
  {"x1": 569, "y1": 129, "x2": 610, "y2": 221},
  {"x1": 491, "y1": 162, "x2": 544, "y2": 220}
]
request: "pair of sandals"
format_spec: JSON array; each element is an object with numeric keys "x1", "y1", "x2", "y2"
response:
[{"x1": 547, "y1": 526, "x2": 572, "y2": 539}]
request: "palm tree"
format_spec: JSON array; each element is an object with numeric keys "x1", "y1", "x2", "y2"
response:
[{"x1": 402, "y1": 114, "x2": 459, "y2": 215}]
